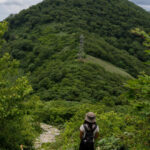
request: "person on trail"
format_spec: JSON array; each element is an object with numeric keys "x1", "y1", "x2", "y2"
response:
[{"x1": 79, "y1": 112, "x2": 99, "y2": 150}]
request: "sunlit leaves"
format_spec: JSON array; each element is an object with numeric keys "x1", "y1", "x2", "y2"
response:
[
  {"x1": 0, "y1": 53, "x2": 33, "y2": 119},
  {"x1": 131, "y1": 28, "x2": 150, "y2": 64},
  {"x1": 0, "y1": 22, "x2": 7, "y2": 48},
  {"x1": 125, "y1": 73, "x2": 150, "y2": 100},
  {"x1": 0, "y1": 22, "x2": 37, "y2": 150}
]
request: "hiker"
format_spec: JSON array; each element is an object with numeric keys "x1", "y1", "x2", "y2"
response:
[{"x1": 79, "y1": 112, "x2": 99, "y2": 150}]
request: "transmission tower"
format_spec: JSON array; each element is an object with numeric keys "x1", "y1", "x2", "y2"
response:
[{"x1": 78, "y1": 34, "x2": 85, "y2": 60}]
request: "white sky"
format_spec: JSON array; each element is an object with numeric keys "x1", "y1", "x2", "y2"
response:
[
  {"x1": 139, "y1": 4, "x2": 150, "y2": 11},
  {"x1": 130, "y1": 0, "x2": 150, "y2": 10},
  {"x1": 0, "y1": 0, "x2": 43, "y2": 21},
  {"x1": 0, "y1": 0, "x2": 150, "y2": 21}
]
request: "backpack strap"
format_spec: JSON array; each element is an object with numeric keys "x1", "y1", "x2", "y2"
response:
[
  {"x1": 92, "y1": 124, "x2": 97, "y2": 133},
  {"x1": 82, "y1": 123, "x2": 97, "y2": 142},
  {"x1": 83, "y1": 123, "x2": 97, "y2": 133}
]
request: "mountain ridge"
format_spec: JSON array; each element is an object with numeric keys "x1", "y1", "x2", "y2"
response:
[{"x1": 2, "y1": 0, "x2": 150, "y2": 101}]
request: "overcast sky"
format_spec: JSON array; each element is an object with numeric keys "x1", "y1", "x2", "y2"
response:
[
  {"x1": 130, "y1": 0, "x2": 150, "y2": 10},
  {"x1": 0, "y1": 0, "x2": 150, "y2": 21},
  {"x1": 0, "y1": 0, "x2": 43, "y2": 21}
]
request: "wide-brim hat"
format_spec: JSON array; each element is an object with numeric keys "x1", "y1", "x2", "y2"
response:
[{"x1": 85, "y1": 112, "x2": 96, "y2": 123}]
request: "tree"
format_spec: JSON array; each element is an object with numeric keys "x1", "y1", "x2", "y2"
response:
[
  {"x1": 0, "y1": 22, "x2": 36, "y2": 150},
  {"x1": 125, "y1": 28, "x2": 150, "y2": 100},
  {"x1": 131, "y1": 28, "x2": 150, "y2": 64},
  {"x1": 0, "y1": 22, "x2": 7, "y2": 48}
]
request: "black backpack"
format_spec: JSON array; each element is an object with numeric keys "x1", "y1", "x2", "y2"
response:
[{"x1": 82, "y1": 123, "x2": 97, "y2": 144}]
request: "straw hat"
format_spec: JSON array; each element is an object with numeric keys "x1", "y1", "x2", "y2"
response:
[{"x1": 85, "y1": 112, "x2": 96, "y2": 123}]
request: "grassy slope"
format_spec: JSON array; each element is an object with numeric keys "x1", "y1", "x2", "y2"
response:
[
  {"x1": 84, "y1": 55, "x2": 133, "y2": 78},
  {"x1": 84, "y1": 33, "x2": 150, "y2": 76}
]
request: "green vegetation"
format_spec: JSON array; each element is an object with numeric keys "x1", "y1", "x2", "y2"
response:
[
  {"x1": 45, "y1": 27, "x2": 149, "y2": 150},
  {"x1": 4, "y1": 0, "x2": 150, "y2": 74},
  {"x1": 0, "y1": 22, "x2": 7, "y2": 48},
  {"x1": 0, "y1": 22, "x2": 40, "y2": 150},
  {"x1": 54, "y1": 101, "x2": 150, "y2": 150},
  {"x1": 84, "y1": 55, "x2": 133, "y2": 78},
  {"x1": 37, "y1": 27, "x2": 150, "y2": 150},
  {"x1": 36, "y1": 59, "x2": 150, "y2": 150},
  {"x1": 2, "y1": 0, "x2": 150, "y2": 102},
  {"x1": 0, "y1": 0, "x2": 150, "y2": 149},
  {"x1": 3, "y1": 23, "x2": 129, "y2": 101},
  {"x1": 31, "y1": 58, "x2": 127, "y2": 101}
]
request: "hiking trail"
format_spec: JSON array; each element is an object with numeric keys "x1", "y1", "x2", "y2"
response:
[{"x1": 34, "y1": 123, "x2": 60, "y2": 150}]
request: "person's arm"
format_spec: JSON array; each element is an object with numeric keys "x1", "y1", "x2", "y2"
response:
[
  {"x1": 80, "y1": 131, "x2": 84, "y2": 139},
  {"x1": 79, "y1": 125, "x2": 84, "y2": 140},
  {"x1": 94, "y1": 125, "x2": 99, "y2": 140},
  {"x1": 94, "y1": 132, "x2": 99, "y2": 140}
]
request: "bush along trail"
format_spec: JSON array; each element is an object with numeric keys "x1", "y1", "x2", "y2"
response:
[{"x1": 34, "y1": 123, "x2": 60, "y2": 150}]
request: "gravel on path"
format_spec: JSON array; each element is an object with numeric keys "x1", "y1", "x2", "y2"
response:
[{"x1": 34, "y1": 123, "x2": 60, "y2": 150}]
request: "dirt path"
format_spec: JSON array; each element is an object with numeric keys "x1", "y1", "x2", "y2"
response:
[{"x1": 34, "y1": 123, "x2": 60, "y2": 150}]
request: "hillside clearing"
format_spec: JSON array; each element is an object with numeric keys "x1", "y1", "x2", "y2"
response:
[{"x1": 84, "y1": 55, "x2": 133, "y2": 79}]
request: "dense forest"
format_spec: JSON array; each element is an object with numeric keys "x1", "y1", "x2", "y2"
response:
[
  {"x1": 0, "y1": 0, "x2": 150, "y2": 149},
  {"x1": 2, "y1": 0, "x2": 150, "y2": 101}
]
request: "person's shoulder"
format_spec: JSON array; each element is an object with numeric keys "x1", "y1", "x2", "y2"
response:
[
  {"x1": 96, "y1": 124, "x2": 99, "y2": 132},
  {"x1": 80, "y1": 124, "x2": 84, "y2": 132}
]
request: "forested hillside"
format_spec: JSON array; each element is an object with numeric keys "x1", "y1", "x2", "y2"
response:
[
  {"x1": 2, "y1": 0, "x2": 150, "y2": 101},
  {"x1": 0, "y1": 0, "x2": 150, "y2": 149}
]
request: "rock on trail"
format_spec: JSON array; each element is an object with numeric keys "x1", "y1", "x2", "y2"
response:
[{"x1": 34, "y1": 123, "x2": 60, "y2": 149}]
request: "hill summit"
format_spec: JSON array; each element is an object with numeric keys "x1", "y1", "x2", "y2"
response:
[{"x1": 3, "y1": 0, "x2": 150, "y2": 101}]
